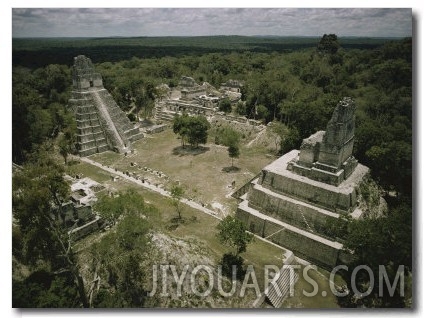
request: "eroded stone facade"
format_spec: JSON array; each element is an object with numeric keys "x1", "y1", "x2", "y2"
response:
[{"x1": 291, "y1": 97, "x2": 358, "y2": 186}]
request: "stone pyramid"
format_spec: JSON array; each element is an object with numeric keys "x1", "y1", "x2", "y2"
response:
[
  {"x1": 236, "y1": 97, "x2": 369, "y2": 268},
  {"x1": 68, "y1": 55, "x2": 143, "y2": 156}
]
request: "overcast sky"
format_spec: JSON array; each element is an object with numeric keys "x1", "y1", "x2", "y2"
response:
[{"x1": 12, "y1": 8, "x2": 412, "y2": 38}]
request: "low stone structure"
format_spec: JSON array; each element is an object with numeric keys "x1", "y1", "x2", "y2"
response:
[
  {"x1": 178, "y1": 76, "x2": 207, "y2": 100},
  {"x1": 68, "y1": 55, "x2": 143, "y2": 156},
  {"x1": 220, "y1": 79, "x2": 243, "y2": 93},
  {"x1": 154, "y1": 76, "x2": 247, "y2": 123},
  {"x1": 55, "y1": 176, "x2": 106, "y2": 239},
  {"x1": 156, "y1": 99, "x2": 215, "y2": 121},
  {"x1": 236, "y1": 98, "x2": 369, "y2": 268},
  {"x1": 154, "y1": 76, "x2": 220, "y2": 122},
  {"x1": 145, "y1": 124, "x2": 167, "y2": 134}
]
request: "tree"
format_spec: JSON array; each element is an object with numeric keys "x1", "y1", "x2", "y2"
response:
[
  {"x1": 186, "y1": 115, "x2": 211, "y2": 148},
  {"x1": 27, "y1": 106, "x2": 54, "y2": 146},
  {"x1": 135, "y1": 81, "x2": 160, "y2": 119},
  {"x1": 12, "y1": 147, "x2": 89, "y2": 307},
  {"x1": 58, "y1": 137, "x2": 70, "y2": 165},
  {"x1": 58, "y1": 125, "x2": 76, "y2": 165},
  {"x1": 172, "y1": 114, "x2": 210, "y2": 149},
  {"x1": 228, "y1": 145, "x2": 240, "y2": 167},
  {"x1": 235, "y1": 100, "x2": 247, "y2": 116},
  {"x1": 13, "y1": 64, "x2": 71, "y2": 164},
  {"x1": 279, "y1": 126, "x2": 301, "y2": 154},
  {"x1": 337, "y1": 202, "x2": 412, "y2": 308},
  {"x1": 170, "y1": 184, "x2": 185, "y2": 220},
  {"x1": 218, "y1": 127, "x2": 241, "y2": 167},
  {"x1": 90, "y1": 190, "x2": 154, "y2": 307},
  {"x1": 317, "y1": 34, "x2": 340, "y2": 54},
  {"x1": 218, "y1": 98, "x2": 232, "y2": 113},
  {"x1": 255, "y1": 104, "x2": 269, "y2": 121},
  {"x1": 94, "y1": 189, "x2": 146, "y2": 226},
  {"x1": 91, "y1": 209, "x2": 152, "y2": 307},
  {"x1": 216, "y1": 215, "x2": 253, "y2": 256},
  {"x1": 13, "y1": 271, "x2": 80, "y2": 308},
  {"x1": 172, "y1": 114, "x2": 190, "y2": 148},
  {"x1": 267, "y1": 121, "x2": 289, "y2": 154}
]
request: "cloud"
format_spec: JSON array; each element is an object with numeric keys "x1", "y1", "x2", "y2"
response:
[{"x1": 12, "y1": 8, "x2": 412, "y2": 38}]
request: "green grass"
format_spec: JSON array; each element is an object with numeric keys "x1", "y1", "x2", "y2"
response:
[
  {"x1": 66, "y1": 160, "x2": 111, "y2": 183},
  {"x1": 88, "y1": 129, "x2": 273, "y2": 217}
]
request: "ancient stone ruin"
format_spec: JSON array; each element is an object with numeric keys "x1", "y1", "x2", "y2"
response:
[
  {"x1": 154, "y1": 76, "x2": 219, "y2": 122},
  {"x1": 236, "y1": 97, "x2": 369, "y2": 268},
  {"x1": 55, "y1": 176, "x2": 106, "y2": 240},
  {"x1": 68, "y1": 55, "x2": 143, "y2": 156},
  {"x1": 220, "y1": 79, "x2": 243, "y2": 93},
  {"x1": 290, "y1": 97, "x2": 358, "y2": 186},
  {"x1": 154, "y1": 76, "x2": 245, "y2": 122}
]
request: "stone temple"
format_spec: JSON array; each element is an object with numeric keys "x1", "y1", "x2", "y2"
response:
[
  {"x1": 68, "y1": 55, "x2": 143, "y2": 156},
  {"x1": 236, "y1": 97, "x2": 369, "y2": 268}
]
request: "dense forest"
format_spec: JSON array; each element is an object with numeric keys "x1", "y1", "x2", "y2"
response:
[
  {"x1": 12, "y1": 35, "x2": 412, "y2": 307},
  {"x1": 13, "y1": 36, "x2": 395, "y2": 68}
]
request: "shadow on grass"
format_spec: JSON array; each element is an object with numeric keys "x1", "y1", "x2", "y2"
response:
[
  {"x1": 171, "y1": 145, "x2": 210, "y2": 157},
  {"x1": 67, "y1": 159, "x2": 80, "y2": 166},
  {"x1": 218, "y1": 253, "x2": 246, "y2": 281},
  {"x1": 222, "y1": 166, "x2": 241, "y2": 173},
  {"x1": 166, "y1": 215, "x2": 199, "y2": 231}
]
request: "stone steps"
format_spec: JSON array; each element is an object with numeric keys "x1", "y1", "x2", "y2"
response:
[
  {"x1": 90, "y1": 89, "x2": 144, "y2": 145},
  {"x1": 156, "y1": 111, "x2": 176, "y2": 122},
  {"x1": 266, "y1": 266, "x2": 298, "y2": 308},
  {"x1": 74, "y1": 102, "x2": 110, "y2": 156},
  {"x1": 89, "y1": 90, "x2": 128, "y2": 152}
]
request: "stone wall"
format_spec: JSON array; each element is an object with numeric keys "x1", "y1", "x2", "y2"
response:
[
  {"x1": 261, "y1": 169, "x2": 355, "y2": 212},
  {"x1": 247, "y1": 183, "x2": 339, "y2": 236},
  {"x1": 69, "y1": 216, "x2": 104, "y2": 241},
  {"x1": 318, "y1": 97, "x2": 356, "y2": 169},
  {"x1": 237, "y1": 206, "x2": 341, "y2": 268}
]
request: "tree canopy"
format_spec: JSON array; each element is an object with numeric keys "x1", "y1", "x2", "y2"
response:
[
  {"x1": 216, "y1": 215, "x2": 253, "y2": 256},
  {"x1": 337, "y1": 200, "x2": 412, "y2": 307},
  {"x1": 90, "y1": 190, "x2": 155, "y2": 307},
  {"x1": 317, "y1": 34, "x2": 340, "y2": 54},
  {"x1": 172, "y1": 114, "x2": 210, "y2": 148},
  {"x1": 12, "y1": 147, "x2": 89, "y2": 307}
]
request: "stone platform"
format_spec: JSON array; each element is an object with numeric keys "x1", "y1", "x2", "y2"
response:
[{"x1": 261, "y1": 150, "x2": 368, "y2": 214}]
